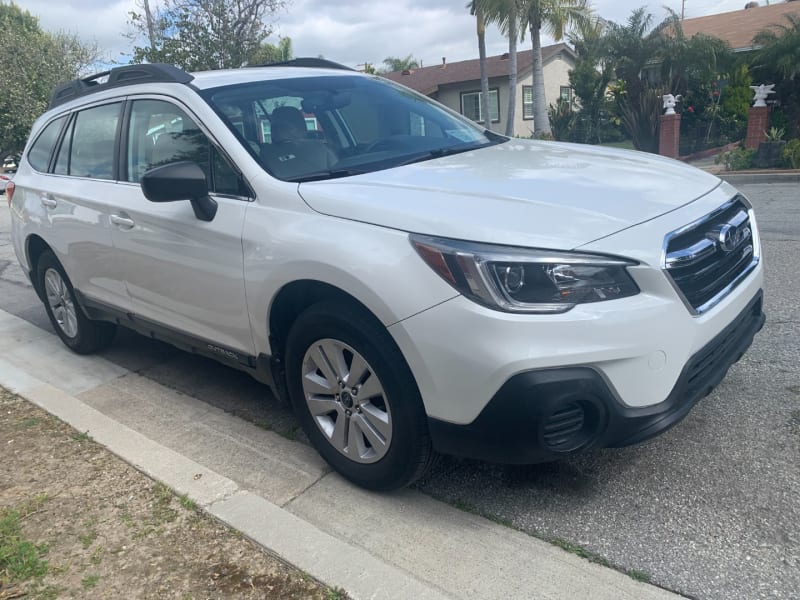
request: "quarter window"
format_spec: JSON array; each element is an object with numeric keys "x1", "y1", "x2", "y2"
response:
[
  {"x1": 27, "y1": 116, "x2": 66, "y2": 172},
  {"x1": 460, "y1": 89, "x2": 499, "y2": 124},
  {"x1": 70, "y1": 103, "x2": 122, "y2": 180}
]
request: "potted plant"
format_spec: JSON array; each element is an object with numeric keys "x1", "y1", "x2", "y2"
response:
[{"x1": 754, "y1": 127, "x2": 786, "y2": 168}]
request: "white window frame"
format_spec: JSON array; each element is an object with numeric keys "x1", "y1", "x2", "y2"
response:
[{"x1": 460, "y1": 89, "x2": 500, "y2": 124}]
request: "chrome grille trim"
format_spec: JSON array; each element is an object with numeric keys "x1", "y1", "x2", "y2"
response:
[{"x1": 662, "y1": 196, "x2": 760, "y2": 316}]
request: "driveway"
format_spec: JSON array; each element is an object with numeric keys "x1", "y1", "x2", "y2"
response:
[{"x1": 1, "y1": 183, "x2": 797, "y2": 599}]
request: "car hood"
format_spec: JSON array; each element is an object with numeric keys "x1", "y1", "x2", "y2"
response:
[{"x1": 297, "y1": 140, "x2": 722, "y2": 250}]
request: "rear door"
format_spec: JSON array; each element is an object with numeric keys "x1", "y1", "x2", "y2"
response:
[
  {"x1": 109, "y1": 97, "x2": 255, "y2": 356},
  {"x1": 21, "y1": 102, "x2": 130, "y2": 309}
]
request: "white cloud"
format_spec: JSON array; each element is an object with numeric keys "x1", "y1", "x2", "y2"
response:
[{"x1": 15, "y1": 0, "x2": 757, "y2": 71}]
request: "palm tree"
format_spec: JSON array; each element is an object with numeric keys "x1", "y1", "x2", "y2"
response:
[
  {"x1": 519, "y1": 0, "x2": 590, "y2": 136},
  {"x1": 467, "y1": 1, "x2": 493, "y2": 131},
  {"x1": 568, "y1": 16, "x2": 612, "y2": 142},
  {"x1": 753, "y1": 14, "x2": 800, "y2": 80},
  {"x1": 382, "y1": 55, "x2": 419, "y2": 73},
  {"x1": 479, "y1": 0, "x2": 525, "y2": 136}
]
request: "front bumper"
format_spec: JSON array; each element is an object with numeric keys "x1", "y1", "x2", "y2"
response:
[{"x1": 427, "y1": 291, "x2": 765, "y2": 464}]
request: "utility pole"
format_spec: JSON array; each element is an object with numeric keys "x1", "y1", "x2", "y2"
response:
[{"x1": 681, "y1": 0, "x2": 686, "y2": 19}]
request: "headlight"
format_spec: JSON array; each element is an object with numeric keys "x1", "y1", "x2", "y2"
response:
[{"x1": 410, "y1": 234, "x2": 639, "y2": 314}]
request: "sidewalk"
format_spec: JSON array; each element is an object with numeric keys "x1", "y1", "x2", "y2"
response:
[
  {"x1": 0, "y1": 307, "x2": 680, "y2": 600},
  {"x1": 687, "y1": 155, "x2": 800, "y2": 184}
]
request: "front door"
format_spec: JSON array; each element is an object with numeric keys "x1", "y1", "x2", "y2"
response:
[{"x1": 109, "y1": 97, "x2": 255, "y2": 355}]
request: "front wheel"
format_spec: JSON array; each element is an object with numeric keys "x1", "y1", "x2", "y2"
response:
[
  {"x1": 285, "y1": 301, "x2": 434, "y2": 490},
  {"x1": 36, "y1": 251, "x2": 116, "y2": 354}
]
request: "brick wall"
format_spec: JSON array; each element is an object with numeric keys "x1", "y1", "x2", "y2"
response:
[
  {"x1": 745, "y1": 106, "x2": 769, "y2": 149},
  {"x1": 659, "y1": 114, "x2": 681, "y2": 159}
]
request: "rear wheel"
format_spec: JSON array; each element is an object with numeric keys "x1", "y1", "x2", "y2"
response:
[
  {"x1": 285, "y1": 300, "x2": 434, "y2": 490},
  {"x1": 36, "y1": 251, "x2": 116, "y2": 354}
]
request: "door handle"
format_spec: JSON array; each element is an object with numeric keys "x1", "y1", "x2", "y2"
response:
[
  {"x1": 110, "y1": 214, "x2": 135, "y2": 229},
  {"x1": 40, "y1": 195, "x2": 57, "y2": 209}
]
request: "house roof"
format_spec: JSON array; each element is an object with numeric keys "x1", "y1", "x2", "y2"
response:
[
  {"x1": 680, "y1": 2, "x2": 800, "y2": 51},
  {"x1": 382, "y1": 43, "x2": 575, "y2": 95}
]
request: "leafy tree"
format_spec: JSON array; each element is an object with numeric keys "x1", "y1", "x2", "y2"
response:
[
  {"x1": 0, "y1": 2, "x2": 99, "y2": 157},
  {"x1": 247, "y1": 37, "x2": 293, "y2": 65},
  {"x1": 519, "y1": 0, "x2": 590, "y2": 136},
  {"x1": 752, "y1": 13, "x2": 800, "y2": 81},
  {"x1": 568, "y1": 16, "x2": 613, "y2": 143},
  {"x1": 381, "y1": 55, "x2": 420, "y2": 73},
  {"x1": 128, "y1": 0, "x2": 289, "y2": 71}
]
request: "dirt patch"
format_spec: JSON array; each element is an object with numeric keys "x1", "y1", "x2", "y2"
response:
[{"x1": 0, "y1": 387, "x2": 347, "y2": 599}]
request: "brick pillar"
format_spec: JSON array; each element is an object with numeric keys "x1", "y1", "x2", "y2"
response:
[
  {"x1": 659, "y1": 114, "x2": 681, "y2": 159},
  {"x1": 745, "y1": 106, "x2": 769, "y2": 149}
]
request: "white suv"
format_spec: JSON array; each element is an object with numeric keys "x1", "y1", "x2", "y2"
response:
[{"x1": 9, "y1": 60, "x2": 765, "y2": 490}]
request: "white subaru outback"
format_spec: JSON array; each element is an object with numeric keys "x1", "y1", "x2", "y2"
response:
[{"x1": 9, "y1": 60, "x2": 764, "y2": 490}]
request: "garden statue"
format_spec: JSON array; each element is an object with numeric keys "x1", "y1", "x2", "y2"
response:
[
  {"x1": 750, "y1": 84, "x2": 775, "y2": 107},
  {"x1": 662, "y1": 94, "x2": 682, "y2": 115}
]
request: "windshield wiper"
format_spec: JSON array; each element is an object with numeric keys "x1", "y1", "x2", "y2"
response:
[
  {"x1": 394, "y1": 144, "x2": 489, "y2": 168},
  {"x1": 290, "y1": 168, "x2": 367, "y2": 183}
]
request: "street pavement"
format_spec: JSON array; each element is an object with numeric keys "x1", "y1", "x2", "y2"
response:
[{"x1": 1, "y1": 183, "x2": 797, "y2": 599}]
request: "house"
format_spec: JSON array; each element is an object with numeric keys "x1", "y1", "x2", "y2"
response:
[
  {"x1": 382, "y1": 43, "x2": 577, "y2": 136},
  {"x1": 680, "y1": 1, "x2": 800, "y2": 53}
]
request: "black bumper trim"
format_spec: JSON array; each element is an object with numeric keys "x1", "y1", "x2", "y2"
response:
[{"x1": 428, "y1": 290, "x2": 765, "y2": 464}]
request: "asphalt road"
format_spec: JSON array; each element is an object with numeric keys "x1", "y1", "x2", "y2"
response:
[{"x1": 1, "y1": 182, "x2": 798, "y2": 600}]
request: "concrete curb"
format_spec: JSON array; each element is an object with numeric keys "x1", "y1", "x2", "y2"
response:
[
  {"x1": 0, "y1": 307, "x2": 681, "y2": 600},
  {"x1": 717, "y1": 171, "x2": 800, "y2": 185}
]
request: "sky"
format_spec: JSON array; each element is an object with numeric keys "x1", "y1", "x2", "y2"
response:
[{"x1": 15, "y1": 0, "x2": 759, "y2": 69}]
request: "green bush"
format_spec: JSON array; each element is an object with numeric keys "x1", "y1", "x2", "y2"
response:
[
  {"x1": 783, "y1": 139, "x2": 800, "y2": 169},
  {"x1": 716, "y1": 147, "x2": 756, "y2": 171}
]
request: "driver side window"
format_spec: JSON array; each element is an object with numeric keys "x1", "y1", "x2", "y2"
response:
[
  {"x1": 127, "y1": 100, "x2": 209, "y2": 184},
  {"x1": 126, "y1": 99, "x2": 247, "y2": 196}
]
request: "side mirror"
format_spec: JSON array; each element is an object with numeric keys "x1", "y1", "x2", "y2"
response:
[{"x1": 140, "y1": 161, "x2": 218, "y2": 222}]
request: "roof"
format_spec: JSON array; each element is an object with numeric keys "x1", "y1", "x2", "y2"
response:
[
  {"x1": 680, "y1": 2, "x2": 800, "y2": 51},
  {"x1": 382, "y1": 43, "x2": 576, "y2": 95}
]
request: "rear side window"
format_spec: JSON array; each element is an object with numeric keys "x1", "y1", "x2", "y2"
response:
[
  {"x1": 69, "y1": 103, "x2": 122, "y2": 180},
  {"x1": 27, "y1": 116, "x2": 66, "y2": 172}
]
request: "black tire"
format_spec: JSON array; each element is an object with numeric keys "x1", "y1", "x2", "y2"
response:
[
  {"x1": 285, "y1": 300, "x2": 434, "y2": 491},
  {"x1": 36, "y1": 250, "x2": 116, "y2": 354}
]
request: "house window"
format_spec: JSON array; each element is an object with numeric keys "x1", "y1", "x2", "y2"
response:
[
  {"x1": 460, "y1": 89, "x2": 499, "y2": 124},
  {"x1": 522, "y1": 85, "x2": 534, "y2": 120},
  {"x1": 560, "y1": 86, "x2": 573, "y2": 106}
]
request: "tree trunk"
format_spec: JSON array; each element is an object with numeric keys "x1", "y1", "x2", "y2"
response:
[
  {"x1": 142, "y1": 0, "x2": 157, "y2": 49},
  {"x1": 530, "y1": 23, "x2": 551, "y2": 136},
  {"x1": 505, "y1": 16, "x2": 518, "y2": 137},
  {"x1": 477, "y1": 11, "x2": 492, "y2": 131}
]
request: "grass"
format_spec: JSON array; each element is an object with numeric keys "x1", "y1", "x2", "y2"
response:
[
  {"x1": 71, "y1": 431, "x2": 92, "y2": 442},
  {"x1": 325, "y1": 588, "x2": 350, "y2": 600},
  {"x1": 179, "y1": 494, "x2": 198, "y2": 511},
  {"x1": 81, "y1": 574, "x2": 100, "y2": 588},
  {"x1": 0, "y1": 508, "x2": 49, "y2": 584}
]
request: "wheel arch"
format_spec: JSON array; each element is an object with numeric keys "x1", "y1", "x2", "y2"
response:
[
  {"x1": 268, "y1": 279, "x2": 385, "y2": 359},
  {"x1": 26, "y1": 234, "x2": 54, "y2": 302}
]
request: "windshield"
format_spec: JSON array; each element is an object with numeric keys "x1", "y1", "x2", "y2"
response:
[{"x1": 203, "y1": 74, "x2": 506, "y2": 182}]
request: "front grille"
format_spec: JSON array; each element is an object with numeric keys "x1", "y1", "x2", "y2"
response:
[
  {"x1": 664, "y1": 197, "x2": 758, "y2": 313},
  {"x1": 684, "y1": 294, "x2": 763, "y2": 400}
]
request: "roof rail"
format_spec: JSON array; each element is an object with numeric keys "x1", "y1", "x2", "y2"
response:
[
  {"x1": 253, "y1": 57, "x2": 355, "y2": 71},
  {"x1": 49, "y1": 63, "x2": 194, "y2": 109}
]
